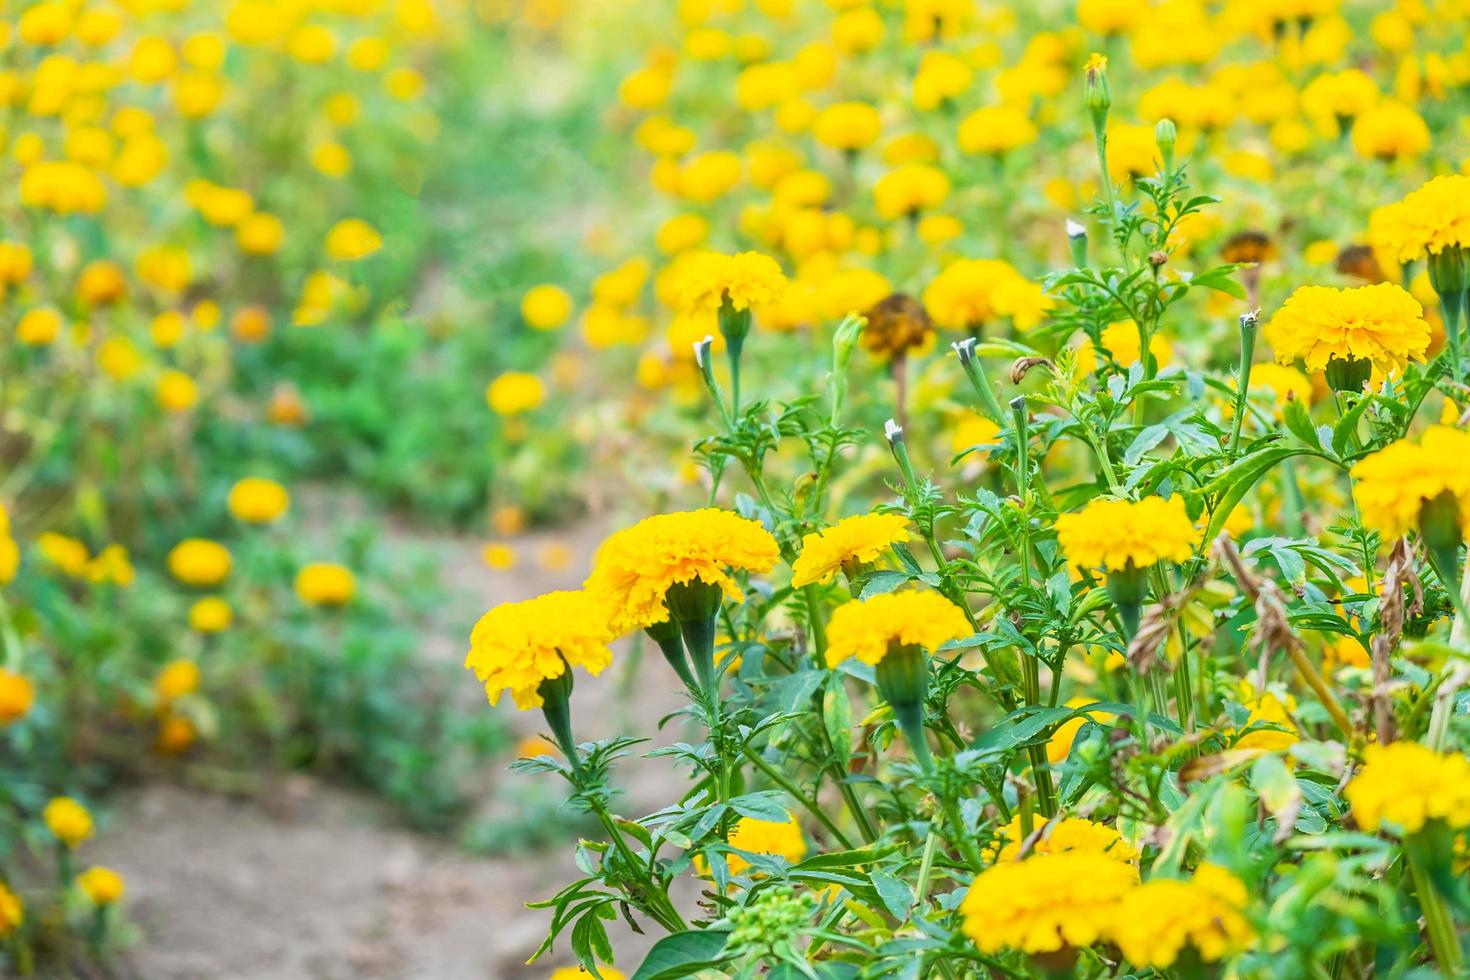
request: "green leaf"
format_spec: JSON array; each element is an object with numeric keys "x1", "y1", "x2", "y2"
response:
[
  {"x1": 631, "y1": 930, "x2": 730, "y2": 980},
  {"x1": 823, "y1": 676, "x2": 852, "y2": 766},
  {"x1": 1282, "y1": 397, "x2": 1320, "y2": 450},
  {"x1": 869, "y1": 871, "x2": 913, "y2": 920},
  {"x1": 1202, "y1": 445, "x2": 1314, "y2": 542},
  {"x1": 728, "y1": 791, "x2": 791, "y2": 823},
  {"x1": 1331, "y1": 394, "x2": 1373, "y2": 457},
  {"x1": 859, "y1": 570, "x2": 912, "y2": 599}
]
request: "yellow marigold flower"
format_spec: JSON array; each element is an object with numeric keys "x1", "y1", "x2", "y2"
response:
[
  {"x1": 295, "y1": 563, "x2": 356, "y2": 607},
  {"x1": 1266, "y1": 283, "x2": 1429, "y2": 375},
  {"x1": 188, "y1": 596, "x2": 233, "y2": 633},
  {"x1": 237, "y1": 212, "x2": 284, "y2": 255},
  {"x1": 465, "y1": 590, "x2": 614, "y2": 709},
  {"x1": 549, "y1": 968, "x2": 625, "y2": 980},
  {"x1": 521, "y1": 284, "x2": 573, "y2": 330},
  {"x1": 1373, "y1": 175, "x2": 1470, "y2": 265},
  {"x1": 1351, "y1": 101, "x2": 1430, "y2": 162},
  {"x1": 76, "y1": 866, "x2": 125, "y2": 906},
  {"x1": 486, "y1": 371, "x2": 546, "y2": 416},
  {"x1": 325, "y1": 218, "x2": 382, "y2": 262},
  {"x1": 585, "y1": 509, "x2": 780, "y2": 633},
  {"x1": 960, "y1": 850, "x2": 1138, "y2": 954},
  {"x1": 723, "y1": 812, "x2": 807, "y2": 874},
  {"x1": 674, "y1": 250, "x2": 787, "y2": 315},
  {"x1": 1056, "y1": 496, "x2": 1200, "y2": 572},
  {"x1": 0, "y1": 668, "x2": 35, "y2": 726},
  {"x1": 0, "y1": 878, "x2": 20, "y2": 938},
  {"x1": 77, "y1": 259, "x2": 126, "y2": 306},
  {"x1": 483, "y1": 542, "x2": 517, "y2": 570},
  {"x1": 873, "y1": 163, "x2": 950, "y2": 220},
  {"x1": 791, "y1": 512, "x2": 909, "y2": 587},
  {"x1": 155, "y1": 660, "x2": 200, "y2": 702},
  {"x1": 957, "y1": 104, "x2": 1038, "y2": 155},
  {"x1": 1113, "y1": 864, "x2": 1254, "y2": 967},
  {"x1": 97, "y1": 335, "x2": 142, "y2": 380},
  {"x1": 17, "y1": 307, "x2": 62, "y2": 346},
  {"x1": 87, "y1": 543, "x2": 134, "y2": 587},
  {"x1": 812, "y1": 101, "x2": 881, "y2": 151},
  {"x1": 167, "y1": 538, "x2": 232, "y2": 587},
  {"x1": 923, "y1": 258, "x2": 1048, "y2": 331},
  {"x1": 984, "y1": 814, "x2": 1138, "y2": 864},
  {"x1": 231, "y1": 306, "x2": 272, "y2": 343},
  {"x1": 1350, "y1": 426, "x2": 1470, "y2": 540},
  {"x1": 37, "y1": 531, "x2": 91, "y2": 577},
  {"x1": 44, "y1": 796, "x2": 94, "y2": 848},
  {"x1": 227, "y1": 477, "x2": 290, "y2": 524},
  {"x1": 1346, "y1": 742, "x2": 1470, "y2": 834},
  {"x1": 825, "y1": 591, "x2": 970, "y2": 667},
  {"x1": 156, "y1": 369, "x2": 199, "y2": 412}
]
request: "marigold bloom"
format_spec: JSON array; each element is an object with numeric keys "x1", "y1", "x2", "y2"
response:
[
  {"x1": 824, "y1": 591, "x2": 970, "y2": 667},
  {"x1": 923, "y1": 258, "x2": 1050, "y2": 331},
  {"x1": 984, "y1": 815, "x2": 1138, "y2": 864},
  {"x1": 1056, "y1": 496, "x2": 1200, "y2": 571},
  {"x1": 957, "y1": 104, "x2": 1038, "y2": 155},
  {"x1": 521, "y1": 284, "x2": 573, "y2": 330},
  {"x1": 1113, "y1": 864, "x2": 1254, "y2": 967},
  {"x1": 486, "y1": 371, "x2": 546, "y2": 416},
  {"x1": 167, "y1": 538, "x2": 232, "y2": 587},
  {"x1": 1265, "y1": 283, "x2": 1429, "y2": 375},
  {"x1": 77, "y1": 866, "x2": 125, "y2": 906},
  {"x1": 1372, "y1": 175, "x2": 1470, "y2": 265},
  {"x1": 228, "y1": 477, "x2": 290, "y2": 523},
  {"x1": 873, "y1": 164, "x2": 949, "y2": 219},
  {"x1": 0, "y1": 668, "x2": 35, "y2": 725},
  {"x1": 1351, "y1": 102, "x2": 1430, "y2": 161},
  {"x1": 812, "y1": 101, "x2": 881, "y2": 151},
  {"x1": 37, "y1": 532, "x2": 90, "y2": 577},
  {"x1": 586, "y1": 509, "x2": 780, "y2": 633},
  {"x1": 0, "y1": 881, "x2": 21, "y2": 937},
  {"x1": 325, "y1": 218, "x2": 382, "y2": 261},
  {"x1": 156, "y1": 369, "x2": 199, "y2": 412},
  {"x1": 188, "y1": 596, "x2": 233, "y2": 633},
  {"x1": 960, "y1": 850, "x2": 1138, "y2": 954},
  {"x1": 723, "y1": 812, "x2": 807, "y2": 874},
  {"x1": 44, "y1": 796, "x2": 94, "y2": 848},
  {"x1": 295, "y1": 563, "x2": 356, "y2": 607},
  {"x1": 1346, "y1": 742, "x2": 1470, "y2": 833},
  {"x1": 1350, "y1": 427, "x2": 1470, "y2": 540},
  {"x1": 465, "y1": 590, "x2": 615, "y2": 709},
  {"x1": 791, "y1": 513, "x2": 909, "y2": 587},
  {"x1": 673, "y1": 250, "x2": 787, "y2": 315},
  {"x1": 155, "y1": 660, "x2": 200, "y2": 702}
]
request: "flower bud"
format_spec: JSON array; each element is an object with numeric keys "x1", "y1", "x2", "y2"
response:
[
  {"x1": 1083, "y1": 53, "x2": 1111, "y2": 136},
  {"x1": 1154, "y1": 118, "x2": 1177, "y2": 172},
  {"x1": 874, "y1": 643, "x2": 932, "y2": 770},
  {"x1": 1106, "y1": 561, "x2": 1149, "y2": 639},
  {"x1": 1323, "y1": 354, "x2": 1372, "y2": 394},
  {"x1": 1066, "y1": 218, "x2": 1088, "y2": 267}
]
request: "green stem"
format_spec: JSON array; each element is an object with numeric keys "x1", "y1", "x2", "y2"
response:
[
  {"x1": 1407, "y1": 842, "x2": 1463, "y2": 975},
  {"x1": 740, "y1": 742, "x2": 854, "y2": 849}
]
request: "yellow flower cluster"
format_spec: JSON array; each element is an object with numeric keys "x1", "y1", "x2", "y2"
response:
[
  {"x1": 465, "y1": 590, "x2": 615, "y2": 710},
  {"x1": 76, "y1": 866, "x2": 126, "y2": 906},
  {"x1": 585, "y1": 509, "x2": 780, "y2": 633},
  {"x1": 1350, "y1": 426, "x2": 1470, "y2": 540},
  {"x1": 0, "y1": 881, "x2": 21, "y2": 938},
  {"x1": 1265, "y1": 283, "x2": 1430, "y2": 374},
  {"x1": 43, "y1": 796, "x2": 94, "y2": 849},
  {"x1": 674, "y1": 250, "x2": 789, "y2": 315},
  {"x1": 1056, "y1": 496, "x2": 1200, "y2": 572},
  {"x1": 294, "y1": 563, "x2": 357, "y2": 607},
  {"x1": 227, "y1": 477, "x2": 290, "y2": 524},
  {"x1": 1345, "y1": 742, "x2": 1470, "y2": 834},
  {"x1": 824, "y1": 590, "x2": 970, "y2": 667},
  {"x1": 0, "y1": 668, "x2": 35, "y2": 726},
  {"x1": 1112, "y1": 863, "x2": 1255, "y2": 968},
  {"x1": 790, "y1": 512, "x2": 909, "y2": 587}
]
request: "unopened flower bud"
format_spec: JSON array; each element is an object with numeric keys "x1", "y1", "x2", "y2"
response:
[
  {"x1": 1083, "y1": 53, "x2": 1111, "y2": 136},
  {"x1": 1066, "y1": 218, "x2": 1088, "y2": 267},
  {"x1": 1154, "y1": 118, "x2": 1177, "y2": 172}
]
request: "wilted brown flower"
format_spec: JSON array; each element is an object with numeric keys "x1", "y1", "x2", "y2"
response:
[{"x1": 861, "y1": 294, "x2": 933, "y2": 360}]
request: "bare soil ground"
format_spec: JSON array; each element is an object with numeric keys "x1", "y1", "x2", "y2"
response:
[{"x1": 92, "y1": 510, "x2": 694, "y2": 980}]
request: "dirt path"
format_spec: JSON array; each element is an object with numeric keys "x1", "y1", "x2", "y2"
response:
[{"x1": 95, "y1": 507, "x2": 696, "y2": 979}]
